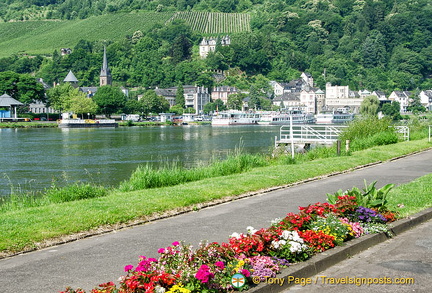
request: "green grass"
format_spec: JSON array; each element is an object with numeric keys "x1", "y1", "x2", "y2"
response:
[
  {"x1": 118, "y1": 153, "x2": 268, "y2": 191},
  {"x1": 0, "y1": 122, "x2": 58, "y2": 128},
  {"x1": 0, "y1": 12, "x2": 174, "y2": 57},
  {"x1": 0, "y1": 138, "x2": 431, "y2": 256},
  {"x1": 0, "y1": 11, "x2": 251, "y2": 58},
  {"x1": 387, "y1": 173, "x2": 432, "y2": 217}
]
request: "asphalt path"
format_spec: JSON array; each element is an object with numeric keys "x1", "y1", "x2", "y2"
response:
[{"x1": 1, "y1": 149, "x2": 432, "y2": 293}]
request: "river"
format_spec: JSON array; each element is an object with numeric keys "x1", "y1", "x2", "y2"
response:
[{"x1": 0, "y1": 125, "x2": 281, "y2": 196}]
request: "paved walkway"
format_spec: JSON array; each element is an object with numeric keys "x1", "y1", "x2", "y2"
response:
[{"x1": 1, "y1": 149, "x2": 432, "y2": 293}]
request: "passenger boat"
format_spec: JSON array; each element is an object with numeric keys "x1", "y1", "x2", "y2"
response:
[
  {"x1": 58, "y1": 113, "x2": 118, "y2": 128},
  {"x1": 211, "y1": 111, "x2": 261, "y2": 126},
  {"x1": 258, "y1": 110, "x2": 316, "y2": 125},
  {"x1": 315, "y1": 112, "x2": 355, "y2": 124}
]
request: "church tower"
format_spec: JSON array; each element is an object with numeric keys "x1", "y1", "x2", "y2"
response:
[{"x1": 100, "y1": 46, "x2": 112, "y2": 86}]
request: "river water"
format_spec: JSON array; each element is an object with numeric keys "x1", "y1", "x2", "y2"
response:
[{"x1": 0, "y1": 125, "x2": 281, "y2": 196}]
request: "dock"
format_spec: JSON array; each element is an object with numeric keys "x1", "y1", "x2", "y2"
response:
[{"x1": 275, "y1": 124, "x2": 347, "y2": 148}]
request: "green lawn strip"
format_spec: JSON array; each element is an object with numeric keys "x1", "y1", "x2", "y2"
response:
[
  {"x1": 387, "y1": 173, "x2": 432, "y2": 217},
  {"x1": 0, "y1": 139, "x2": 431, "y2": 254},
  {"x1": 0, "y1": 122, "x2": 58, "y2": 128}
]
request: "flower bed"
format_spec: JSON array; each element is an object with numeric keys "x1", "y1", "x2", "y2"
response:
[{"x1": 62, "y1": 181, "x2": 397, "y2": 293}]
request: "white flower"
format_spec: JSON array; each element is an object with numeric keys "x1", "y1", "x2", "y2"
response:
[
  {"x1": 289, "y1": 241, "x2": 305, "y2": 253},
  {"x1": 291, "y1": 231, "x2": 304, "y2": 243},
  {"x1": 279, "y1": 239, "x2": 287, "y2": 246},
  {"x1": 230, "y1": 232, "x2": 241, "y2": 239},
  {"x1": 247, "y1": 226, "x2": 258, "y2": 235},
  {"x1": 155, "y1": 285, "x2": 166, "y2": 293},
  {"x1": 281, "y1": 230, "x2": 291, "y2": 240},
  {"x1": 271, "y1": 240, "x2": 280, "y2": 249},
  {"x1": 271, "y1": 217, "x2": 282, "y2": 225}
]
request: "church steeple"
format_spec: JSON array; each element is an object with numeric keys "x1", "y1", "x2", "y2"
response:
[{"x1": 100, "y1": 46, "x2": 112, "y2": 86}]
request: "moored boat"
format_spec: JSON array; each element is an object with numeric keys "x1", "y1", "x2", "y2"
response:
[
  {"x1": 315, "y1": 112, "x2": 355, "y2": 124},
  {"x1": 58, "y1": 118, "x2": 118, "y2": 128},
  {"x1": 258, "y1": 110, "x2": 316, "y2": 125},
  {"x1": 211, "y1": 111, "x2": 260, "y2": 126}
]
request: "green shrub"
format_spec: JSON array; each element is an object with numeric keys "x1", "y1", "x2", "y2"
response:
[
  {"x1": 340, "y1": 117, "x2": 399, "y2": 151},
  {"x1": 44, "y1": 183, "x2": 107, "y2": 203},
  {"x1": 340, "y1": 117, "x2": 393, "y2": 142}
]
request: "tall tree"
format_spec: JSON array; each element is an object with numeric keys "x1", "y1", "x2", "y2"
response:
[
  {"x1": 67, "y1": 92, "x2": 98, "y2": 118},
  {"x1": 92, "y1": 86, "x2": 126, "y2": 117},
  {"x1": 139, "y1": 90, "x2": 170, "y2": 116},
  {"x1": 175, "y1": 84, "x2": 185, "y2": 108},
  {"x1": 0, "y1": 71, "x2": 45, "y2": 103},
  {"x1": 46, "y1": 83, "x2": 76, "y2": 112},
  {"x1": 360, "y1": 95, "x2": 380, "y2": 117},
  {"x1": 227, "y1": 93, "x2": 246, "y2": 110}
]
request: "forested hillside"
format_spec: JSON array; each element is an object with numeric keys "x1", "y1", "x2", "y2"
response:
[{"x1": 0, "y1": 0, "x2": 432, "y2": 97}]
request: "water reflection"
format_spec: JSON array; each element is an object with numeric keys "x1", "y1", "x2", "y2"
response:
[{"x1": 0, "y1": 125, "x2": 280, "y2": 195}]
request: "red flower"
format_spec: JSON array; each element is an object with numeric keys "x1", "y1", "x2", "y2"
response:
[{"x1": 299, "y1": 230, "x2": 335, "y2": 252}]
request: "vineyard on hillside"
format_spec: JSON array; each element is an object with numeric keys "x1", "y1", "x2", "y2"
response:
[
  {"x1": 167, "y1": 12, "x2": 250, "y2": 34},
  {"x1": 0, "y1": 12, "x2": 174, "y2": 58},
  {"x1": 0, "y1": 12, "x2": 251, "y2": 58}
]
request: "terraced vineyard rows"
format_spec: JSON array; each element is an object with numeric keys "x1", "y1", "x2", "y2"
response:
[
  {"x1": 0, "y1": 11, "x2": 250, "y2": 58},
  {"x1": 167, "y1": 12, "x2": 250, "y2": 34}
]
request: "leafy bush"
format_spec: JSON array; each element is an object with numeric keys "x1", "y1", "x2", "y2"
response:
[
  {"x1": 340, "y1": 117, "x2": 398, "y2": 151},
  {"x1": 326, "y1": 180, "x2": 394, "y2": 212},
  {"x1": 340, "y1": 117, "x2": 394, "y2": 141}
]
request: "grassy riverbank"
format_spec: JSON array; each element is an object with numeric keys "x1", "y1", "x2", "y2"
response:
[
  {"x1": 0, "y1": 120, "x2": 209, "y2": 128},
  {"x1": 0, "y1": 121, "x2": 58, "y2": 128},
  {"x1": 1, "y1": 137, "x2": 431, "y2": 257}
]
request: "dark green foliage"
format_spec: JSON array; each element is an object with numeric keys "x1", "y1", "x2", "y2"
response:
[
  {"x1": 1, "y1": 0, "x2": 432, "y2": 95},
  {"x1": 0, "y1": 71, "x2": 45, "y2": 103},
  {"x1": 381, "y1": 102, "x2": 402, "y2": 120},
  {"x1": 340, "y1": 117, "x2": 398, "y2": 151},
  {"x1": 92, "y1": 86, "x2": 127, "y2": 116}
]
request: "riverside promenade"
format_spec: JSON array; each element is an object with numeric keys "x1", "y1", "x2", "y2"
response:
[{"x1": 1, "y1": 149, "x2": 432, "y2": 293}]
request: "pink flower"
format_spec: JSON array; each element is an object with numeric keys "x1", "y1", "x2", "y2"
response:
[
  {"x1": 195, "y1": 264, "x2": 214, "y2": 283},
  {"x1": 172, "y1": 241, "x2": 180, "y2": 246},
  {"x1": 240, "y1": 269, "x2": 251, "y2": 277},
  {"x1": 157, "y1": 248, "x2": 165, "y2": 254},
  {"x1": 215, "y1": 261, "x2": 225, "y2": 270},
  {"x1": 124, "y1": 265, "x2": 134, "y2": 272}
]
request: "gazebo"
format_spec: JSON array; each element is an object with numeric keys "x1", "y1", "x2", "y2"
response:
[{"x1": 0, "y1": 93, "x2": 23, "y2": 120}]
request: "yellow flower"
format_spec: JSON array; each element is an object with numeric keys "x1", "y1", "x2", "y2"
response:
[{"x1": 167, "y1": 283, "x2": 191, "y2": 293}]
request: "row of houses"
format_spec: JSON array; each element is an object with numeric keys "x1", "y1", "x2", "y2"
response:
[
  {"x1": 27, "y1": 78, "x2": 432, "y2": 116},
  {"x1": 23, "y1": 44, "x2": 431, "y2": 116},
  {"x1": 269, "y1": 73, "x2": 432, "y2": 114}
]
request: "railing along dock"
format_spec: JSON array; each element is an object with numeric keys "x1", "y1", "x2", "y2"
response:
[{"x1": 275, "y1": 124, "x2": 347, "y2": 147}]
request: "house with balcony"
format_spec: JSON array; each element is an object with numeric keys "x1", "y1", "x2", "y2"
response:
[
  {"x1": 300, "y1": 86, "x2": 324, "y2": 114},
  {"x1": 272, "y1": 92, "x2": 303, "y2": 109},
  {"x1": 155, "y1": 86, "x2": 210, "y2": 115},
  {"x1": 211, "y1": 86, "x2": 238, "y2": 104},
  {"x1": 199, "y1": 35, "x2": 231, "y2": 58},
  {"x1": 324, "y1": 83, "x2": 364, "y2": 113},
  {"x1": 388, "y1": 91, "x2": 412, "y2": 113}
]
